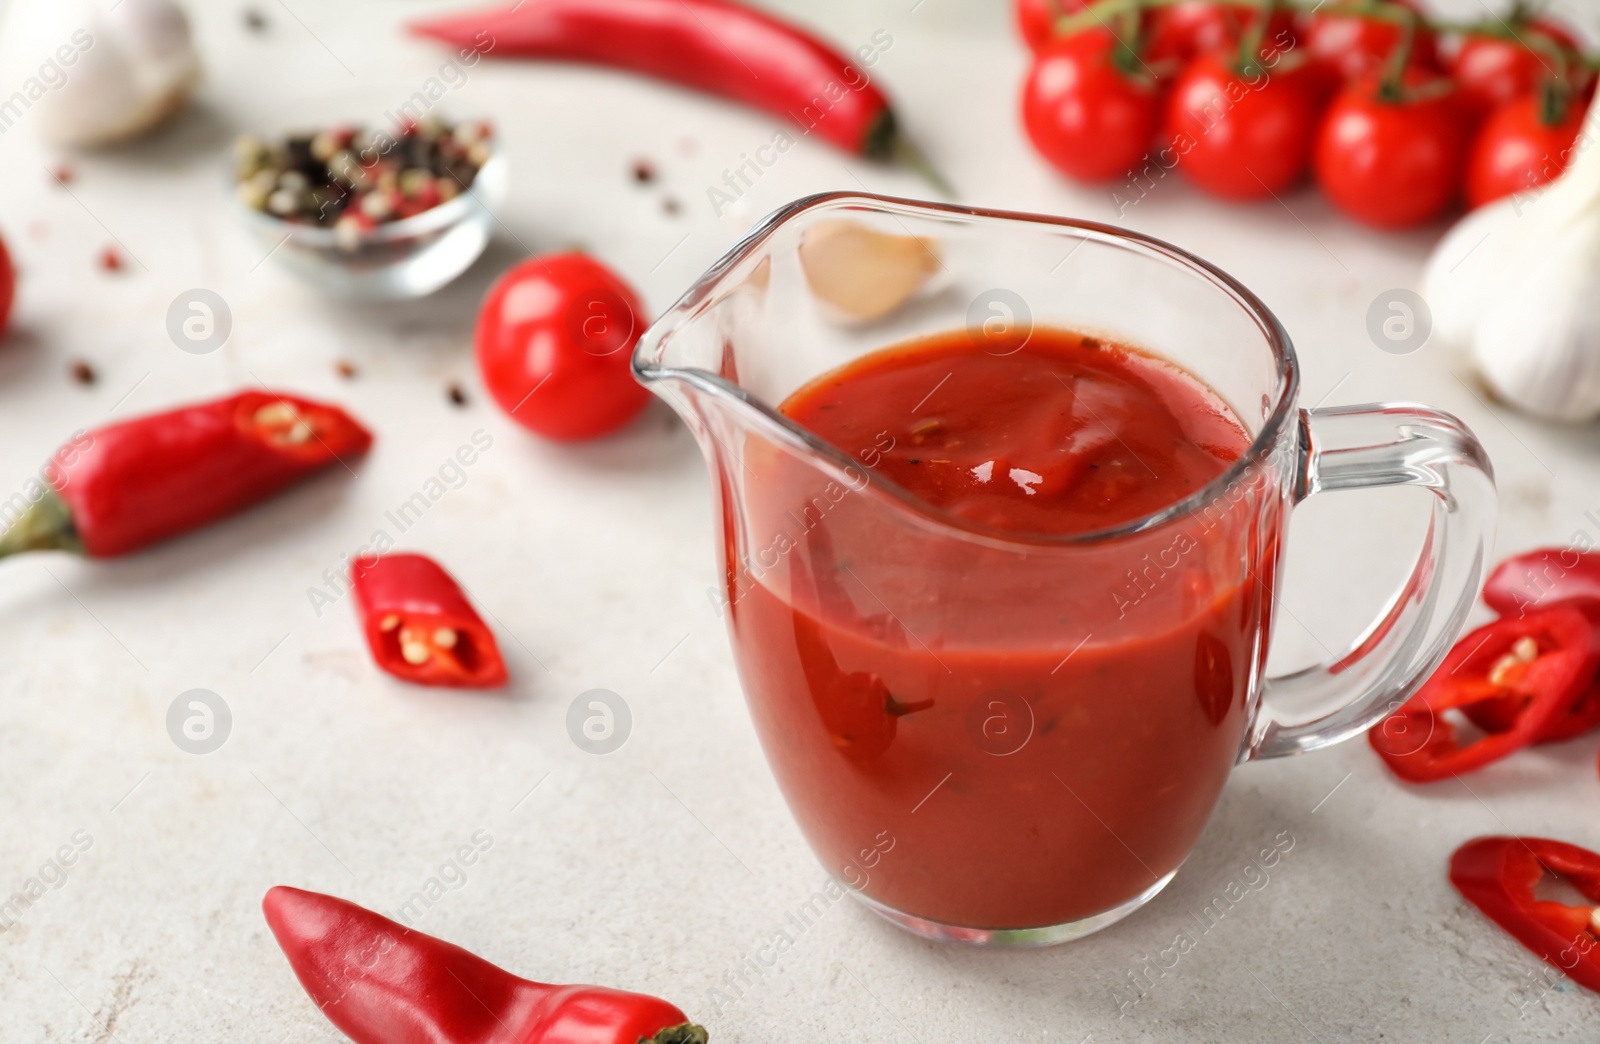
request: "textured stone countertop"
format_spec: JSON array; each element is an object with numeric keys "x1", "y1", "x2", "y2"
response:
[{"x1": 2, "y1": 0, "x2": 1599, "y2": 1040}]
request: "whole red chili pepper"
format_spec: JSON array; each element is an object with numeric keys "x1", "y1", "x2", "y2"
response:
[
  {"x1": 1368, "y1": 607, "x2": 1597, "y2": 782},
  {"x1": 351, "y1": 553, "x2": 509, "y2": 688},
  {"x1": 263, "y1": 885, "x2": 707, "y2": 1044},
  {"x1": 1450, "y1": 836, "x2": 1600, "y2": 994},
  {"x1": 0, "y1": 390, "x2": 371, "y2": 559},
  {"x1": 408, "y1": 0, "x2": 947, "y2": 189}
]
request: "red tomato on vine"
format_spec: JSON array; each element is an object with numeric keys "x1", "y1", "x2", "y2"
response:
[
  {"x1": 1014, "y1": 0, "x2": 1088, "y2": 52},
  {"x1": 1313, "y1": 73, "x2": 1468, "y2": 228},
  {"x1": 1022, "y1": 30, "x2": 1161, "y2": 182},
  {"x1": 1145, "y1": 2, "x2": 1296, "y2": 66},
  {"x1": 1451, "y1": 18, "x2": 1582, "y2": 121},
  {"x1": 1466, "y1": 93, "x2": 1587, "y2": 208},
  {"x1": 1299, "y1": 0, "x2": 1437, "y2": 92},
  {"x1": 1163, "y1": 51, "x2": 1319, "y2": 199}
]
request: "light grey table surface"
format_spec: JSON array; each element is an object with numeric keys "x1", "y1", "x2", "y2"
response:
[{"x1": 2, "y1": 0, "x2": 1600, "y2": 1040}]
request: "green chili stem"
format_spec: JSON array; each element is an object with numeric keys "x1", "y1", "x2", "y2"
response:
[
  {"x1": 0, "y1": 489, "x2": 82, "y2": 560},
  {"x1": 888, "y1": 133, "x2": 955, "y2": 198}
]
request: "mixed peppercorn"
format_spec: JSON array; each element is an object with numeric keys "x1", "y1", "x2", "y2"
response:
[{"x1": 234, "y1": 116, "x2": 494, "y2": 248}]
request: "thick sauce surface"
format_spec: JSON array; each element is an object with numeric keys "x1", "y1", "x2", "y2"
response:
[
  {"x1": 782, "y1": 329, "x2": 1249, "y2": 535},
  {"x1": 727, "y1": 329, "x2": 1270, "y2": 930}
]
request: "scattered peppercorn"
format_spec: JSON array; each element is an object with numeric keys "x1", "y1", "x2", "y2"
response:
[
  {"x1": 48, "y1": 163, "x2": 74, "y2": 185},
  {"x1": 69, "y1": 360, "x2": 96, "y2": 385},
  {"x1": 335, "y1": 360, "x2": 357, "y2": 379},
  {"x1": 632, "y1": 159, "x2": 656, "y2": 183},
  {"x1": 98, "y1": 246, "x2": 123, "y2": 272},
  {"x1": 234, "y1": 118, "x2": 493, "y2": 247},
  {"x1": 243, "y1": 6, "x2": 267, "y2": 31},
  {"x1": 447, "y1": 382, "x2": 467, "y2": 407},
  {"x1": 662, "y1": 196, "x2": 681, "y2": 215}
]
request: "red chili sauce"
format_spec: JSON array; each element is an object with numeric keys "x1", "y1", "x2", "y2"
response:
[{"x1": 726, "y1": 328, "x2": 1268, "y2": 930}]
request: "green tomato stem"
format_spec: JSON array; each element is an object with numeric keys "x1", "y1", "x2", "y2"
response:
[{"x1": 1053, "y1": 0, "x2": 1598, "y2": 79}]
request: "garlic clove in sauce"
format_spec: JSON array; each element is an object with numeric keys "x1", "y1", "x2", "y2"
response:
[{"x1": 798, "y1": 219, "x2": 941, "y2": 322}]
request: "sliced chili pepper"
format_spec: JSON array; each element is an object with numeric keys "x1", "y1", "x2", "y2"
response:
[
  {"x1": 1450, "y1": 836, "x2": 1600, "y2": 994},
  {"x1": 1469, "y1": 549, "x2": 1600, "y2": 742},
  {"x1": 1462, "y1": 677, "x2": 1600, "y2": 745},
  {"x1": 408, "y1": 0, "x2": 947, "y2": 187},
  {"x1": 0, "y1": 390, "x2": 372, "y2": 559},
  {"x1": 1484, "y1": 548, "x2": 1600, "y2": 625},
  {"x1": 263, "y1": 886, "x2": 707, "y2": 1044},
  {"x1": 351, "y1": 553, "x2": 508, "y2": 688},
  {"x1": 1368, "y1": 608, "x2": 1596, "y2": 783}
]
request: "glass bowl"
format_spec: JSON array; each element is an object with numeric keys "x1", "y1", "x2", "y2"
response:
[{"x1": 237, "y1": 150, "x2": 509, "y2": 300}]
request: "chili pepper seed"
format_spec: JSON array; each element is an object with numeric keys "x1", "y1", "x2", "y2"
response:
[
  {"x1": 254, "y1": 401, "x2": 299, "y2": 427},
  {"x1": 379, "y1": 614, "x2": 401, "y2": 632},
  {"x1": 432, "y1": 628, "x2": 457, "y2": 649},
  {"x1": 1488, "y1": 637, "x2": 1542, "y2": 687}
]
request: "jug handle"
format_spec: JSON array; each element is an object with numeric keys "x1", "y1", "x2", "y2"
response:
[{"x1": 1243, "y1": 404, "x2": 1497, "y2": 762}]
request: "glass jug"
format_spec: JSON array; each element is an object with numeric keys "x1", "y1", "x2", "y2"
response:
[{"x1": 634, "y1": 193, "x2": 1496, "y2": 946}]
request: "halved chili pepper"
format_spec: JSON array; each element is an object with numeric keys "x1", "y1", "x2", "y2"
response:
[
  {"x1": 263, "y1": 885, "x2": 707, "y2": 1044},
  {"x1": 351, "y1": 553, "x2": 508, "y2": 688},
  {"x1": 1450, "y1": 836, "x2": 1600, "y2": 994},
  {"x1": 1368, "y1": 607, "x2": 1596, "y2": 782},
  {"x1": 407, "y1": 0, "x2": 948, "y2": 189},
  {"x1": 0, "y1": 390, "x2": 372, "y2": 559}
]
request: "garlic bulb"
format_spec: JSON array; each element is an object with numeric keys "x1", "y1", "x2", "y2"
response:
[
  {"x1": 0, "y1": 0, "x2": 200, "y2": 148},
  {"x1": 1423, "y1": 93, "x2": 1600, "y2": 422}
]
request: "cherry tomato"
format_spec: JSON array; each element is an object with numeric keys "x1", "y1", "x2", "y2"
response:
[
  {"x1": 1451, "y1": 19, "x2": 1582, "y2": 121},
  {"x1": 1145, "y1": 2, "x2": 1296, "y2": 66},
  {"x1": 1313, "y1": 74, "x2": 1467, "y2": 228},
  {"x1": 0, "y1": 232, "x2": 12, "y2": 335},
  {"x1": 1465, "y1": 93, "x2": 1587, "y2": 208},
  {"x1": 1015, "y1": 0, "x2": 1086, "y2": 52},
  {"x1": 1299, "y1": 0, "x2": 1437, "y2": 93},
  {"x1": 1022, "y1": 30, "x2": 1161, "y2": 182},
  {"x1": 475, "y1": 253, "x2": 651, "y2": 441},
  {"x1": 1164, "y1": 51, "x2": 1319, "y2": 199}
]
